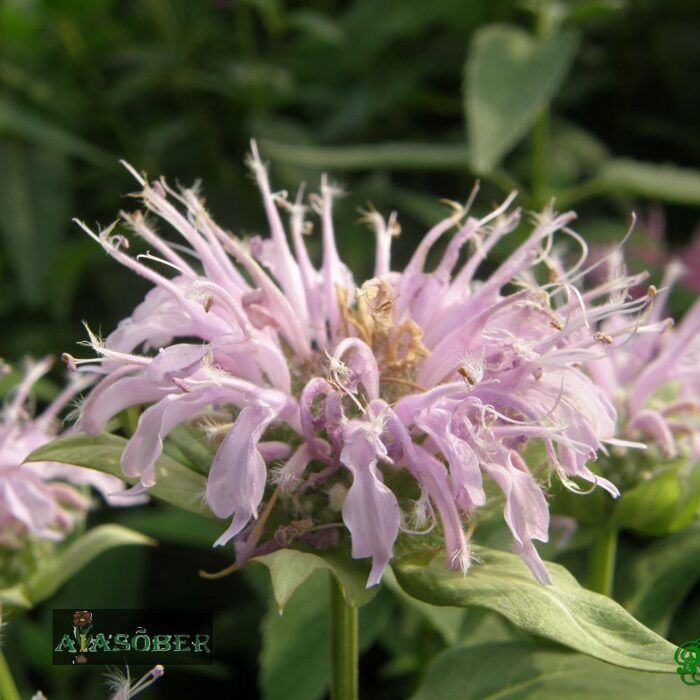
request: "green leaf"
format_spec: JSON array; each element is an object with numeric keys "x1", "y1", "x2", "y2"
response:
[
  {"x1": 0, "y1": 525, "x2": 154, "y2": 609},
  {"x1": 259, "y1": 139, "x2": 470, "y2": 171},
  {"x1": 596, "y1": 159, "x2": 700, "y2": 206},
  {"x1": 252, "y1": 543, "x2": 377, "y2": 611},
  {"x1": 26, "y1": 433, "x2": 214, "y2": 517},
  {"x1": 612, "y1": 460, "x2": 700, "y2": 535},
  {"x1": 411, "y1": 642, "x2": 695, "y2": 700},
  {"x1": 393, "y1": 545, "x2": 677, "y2": 672},
  {"x1": 465, "y1": 25, "x2": 578, "y2": 172},
  {"x1": 383, "y1": 568, "x2": 465, "y2": 645},
  {"x1": 166, "y1": 424, "x2": 215, "y2": 475},
  {"x1": 622, "y1": 521, "x2": 700, "y2": 636},
  {"x1": 455, "y1": 607, "x2": 526, "y2": 648}
]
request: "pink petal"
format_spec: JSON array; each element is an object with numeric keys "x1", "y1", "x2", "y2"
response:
[
  {"x1": 340, "y1": 420, "x2": 399, "y2": 587},
  {"x1": 207, "y1": 404, "x2": 277, "y2": 546}
]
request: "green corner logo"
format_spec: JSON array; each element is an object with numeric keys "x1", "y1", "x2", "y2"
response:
[{"x1": 676, "y1": 639, "x2": 700, "y2": 685}]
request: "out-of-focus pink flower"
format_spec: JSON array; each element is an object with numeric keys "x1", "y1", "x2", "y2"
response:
[
  {"x1": 0, "y1": 357, "x2": 130, "y2": 545},
  {"x1": 70, "y1": 143, "x2": 660, "y2": 586},
  {"x1": 588, "y1": 255, "x2": 700, "y2": 460},
  {"x1": 590, "y1": 206, "x2": 700, "y2": 294},
  {"x1": 680, "y1": 237, "x2": 700, "y2": 293},
  {"x1": 638, "y1": 207, "x2": 700, "y2": 294}
]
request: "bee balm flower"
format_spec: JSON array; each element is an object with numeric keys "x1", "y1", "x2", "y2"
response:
[{"x1": 71, "y1": 143, "x2": 654, "y2": 586}]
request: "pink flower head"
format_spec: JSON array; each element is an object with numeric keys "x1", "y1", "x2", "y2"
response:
[
  {"x1": 71, "y1": 143, "x2": 657, "y2": 586},
  {"x1": 0, "y1": 357, "x2": 130, "y2": 545}
]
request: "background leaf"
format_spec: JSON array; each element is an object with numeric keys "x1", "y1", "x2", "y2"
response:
[
  {"x1": 596, "y1": 159, "x2": 700, "y2": 206},
  {"x1": 0, "y1": 524, "x2": 153, "y2": 609},
  {"x1": 621, "y1": 520, "x2": 700, "y2": 636},
  {"x1": 260, "y1": 140, "x2": 470, "y2": 171},
  {"x1": 465, "y1": 25, "x2": 578, "y2": 172},
  {"x1": 611, "y1": 460, "x2": 700, "y2": 535}
]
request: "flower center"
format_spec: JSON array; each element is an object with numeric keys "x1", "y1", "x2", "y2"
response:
[{"x1": 289, "y1": 279, "x2": 430, "y2": 405}]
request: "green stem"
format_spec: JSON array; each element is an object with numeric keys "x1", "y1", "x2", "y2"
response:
[
  {"x1": 0, "y1": 648, "x2": 21, "y2": 700},
  {"x1": 588, "y1": 527, "x2": 618, "y2": 597},
  {"x1": 555, "y1": 178, "x2": 610, "y2": 208},
  {"x1": 329, "y1": 577, "x2": 358, "y2": 700},
  {"x1": 531, "y1": 4, "x2": 551, "y2": 210},
  {"x1": 531, "y1": 106, "x2": 550, "y2": 210}
]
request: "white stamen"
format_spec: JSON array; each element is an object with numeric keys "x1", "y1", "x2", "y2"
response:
[
  {"x1": 104, "y1": 664, "x2": 164, "y2": 700},
  {"x1": 135, "y1": 251, "x2": 188, "y2": 275},
  {"x1": 119, "y1": 160, "x2": 146, "y2": 187},
  {"x1": 400, "y1": 492, "x2": 437, "y2": 535},
  {"x1": 457, "y1": 349, "x2": 485, "y2": 386}
]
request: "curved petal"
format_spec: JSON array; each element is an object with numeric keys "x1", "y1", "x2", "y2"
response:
[
  {"x1": 121, "y1": 389, "x2": 228, "y2": 486},
  {"x1": 481, "y1": 452, "x2": 551, "y2": 585},
  {"x1": 416, "y1": 407, "x2": 485, "y2": 509},
  {"x1": 147, "y1": 343, "x2": 209, "y2": 386},
  {"x1": 380, "y1": 404, "x2": 471, "y2": 576},
  {"x1": 627, "y1": 408, "x2": 676, "y2": 458},
  {"x1": 340, "y1": 420, "x2": 399, "y2": 587},
  {"x1": 207, "y1": 404, "x2": 277, "y2": 546},
  {"x1": 81, "y1": 370, "x2": 170, "y2": 435},
  {"x1": 333, "y1": 338, "x2": 380, "y2": 401}
]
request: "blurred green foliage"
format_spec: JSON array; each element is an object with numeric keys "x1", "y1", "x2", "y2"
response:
[
  {"x1": 1, "y1": 0, "x2": 699, "y2": 360},
  {"x1": 2, "y1": 0, "x2": 700, "y2": 698}
]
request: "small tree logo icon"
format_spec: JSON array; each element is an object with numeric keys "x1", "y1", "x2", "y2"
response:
[{"x1": 72, "y1": 610, "x2": 93, "y2": 664}]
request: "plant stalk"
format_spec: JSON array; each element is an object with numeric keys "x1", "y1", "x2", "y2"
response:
[
  {"x1": 531, "y1": 106, "x2": 550, "y2": 210},
  {"x1": 0, "y1": 648, "x2": 21, "y2": 700},
  {"x1": 329, "y1": 577, "x2": 358, "y2": 700},
  {"x1": 531, "y1": 3, "x2": 551, "y2": 210},
  {"x1": 588, "y1": 526, "x2": 618, "y2": 597}
]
